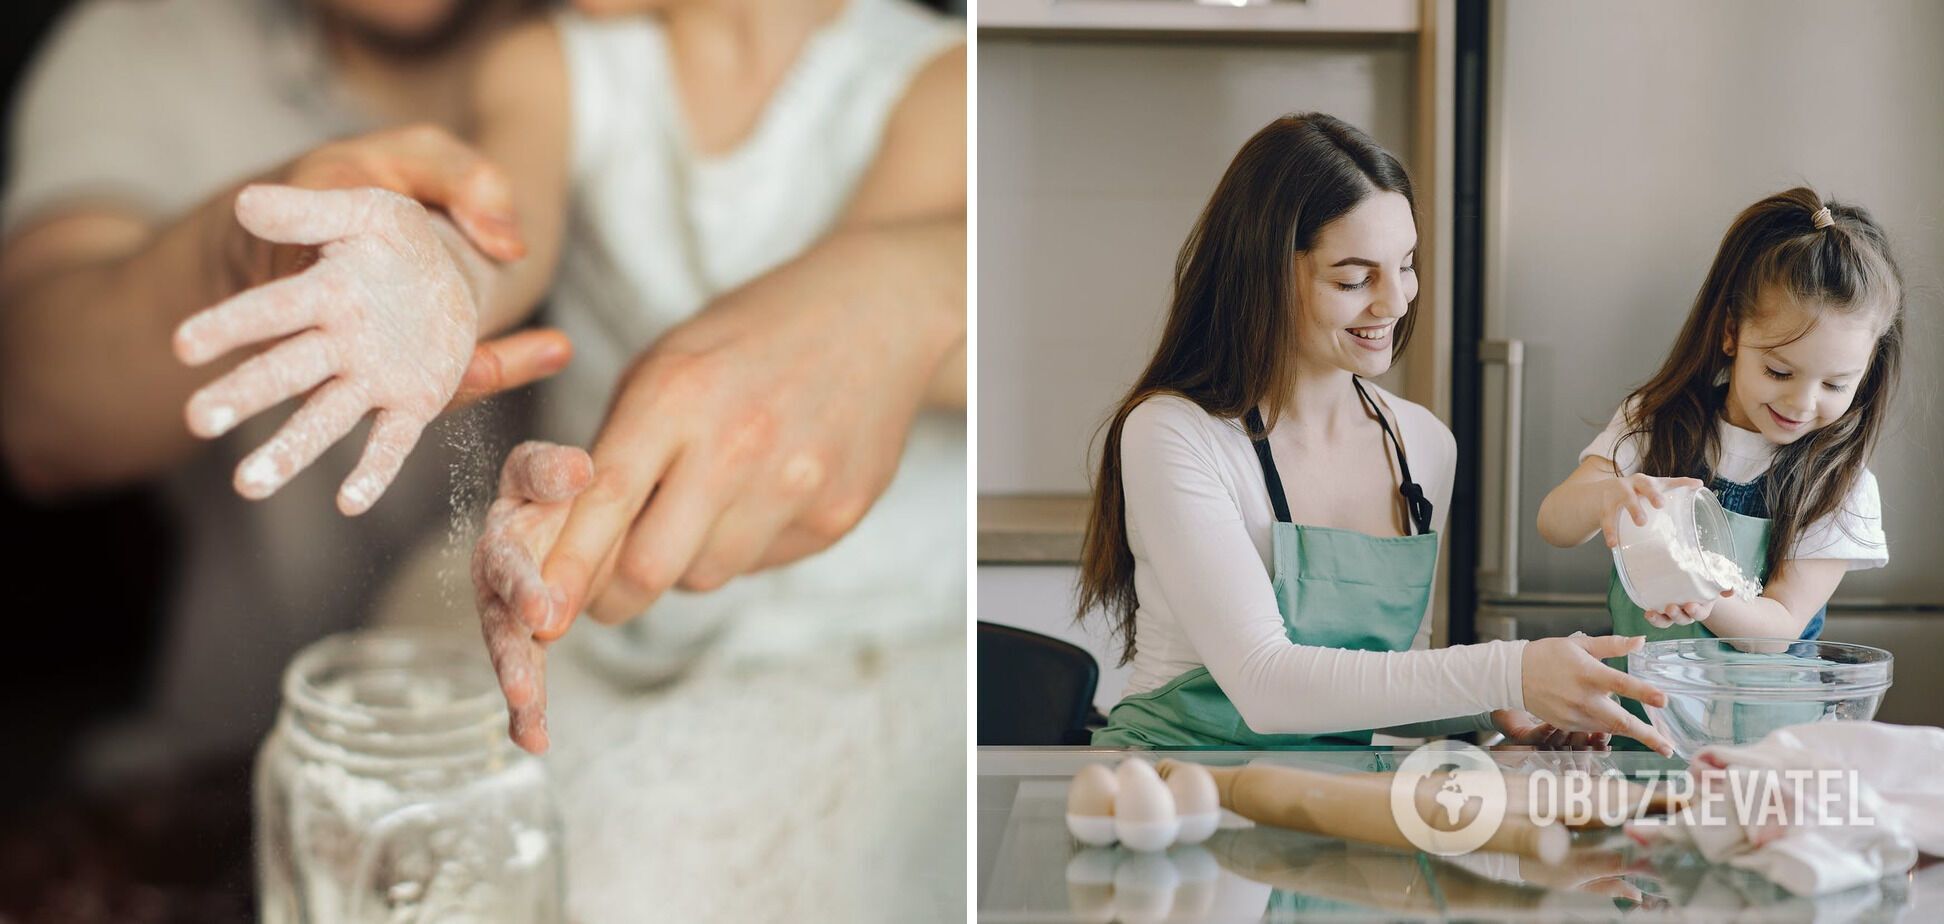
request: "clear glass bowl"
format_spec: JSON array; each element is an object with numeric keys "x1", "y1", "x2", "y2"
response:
[
  {"x1": 255, "y1": 629, "x2": 565, "y2": 923},
  {"x1": 1611, "y1": 485, "x2": 1741, "y2": 612},
  {"x1": 1629, "y1": 637, "x2": 1893, "y2": 759}
]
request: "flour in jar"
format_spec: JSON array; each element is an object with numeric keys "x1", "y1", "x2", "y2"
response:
[{"x1": 263, "y1": 670, "x2": 561, "y2": 924}]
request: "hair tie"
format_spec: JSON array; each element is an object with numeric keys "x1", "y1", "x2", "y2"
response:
[{"x1": 1811, "y1": 206, "x2": 1835, "y2": 230}]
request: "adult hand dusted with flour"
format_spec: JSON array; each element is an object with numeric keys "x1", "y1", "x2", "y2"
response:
[
  {"x1": 271, "y1": 123, "x2": 527, "y2": 268},
  {"x1": 537, "y1": 235, "x2": 960, "y2": 630},
  {"x1": 473, "y1": 440, "x2": 594, "y2": 754},
  {"x1": 174, "y1": 184, "x2": 489, "y2": 515}
]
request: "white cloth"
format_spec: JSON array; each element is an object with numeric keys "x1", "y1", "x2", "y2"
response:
[
  {"x1": 543, "y1": 1, "x2": 965, "y2": 668},
  {"x1": 1116, "y1": 390, "x2": 1527, "y2": 737},
  {"x1": 1579, "y1": 401, "x2": 1887, "y2": 568},
  {"x1": 1627, "y1": 722, "x2": 1944, "y2": 896},
  {"x1": 542, "y1": 626, "x2": 965, "y2": 922}
]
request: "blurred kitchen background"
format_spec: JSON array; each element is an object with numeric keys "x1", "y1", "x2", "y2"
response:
[{"x1": 978, "y1": 0, "x2": 1944, "y2": 739}]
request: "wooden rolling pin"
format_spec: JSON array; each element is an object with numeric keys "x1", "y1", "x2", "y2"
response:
[
  {"x1": 1159, "y1": 760, "x2": 1569, "y2": 865},
  {"x1": 1338, "y1": 771, "x2": 1689, "y2": 829}
]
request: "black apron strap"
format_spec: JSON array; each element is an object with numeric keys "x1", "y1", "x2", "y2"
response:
[
  {"x1": 1352, "y1": 377, "x2": 1434, "y2": 536},
  {"x1": 1243, "y1": 407, "x2": 1293, "y2": 524}
]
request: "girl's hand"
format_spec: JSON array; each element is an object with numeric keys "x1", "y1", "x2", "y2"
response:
[
  {"x1": 175, "y1": 185, "x2": 488, "y2": 514},
  {"x1": 471, "y1": 441, "x2": 595, "y2": 754},
  {"x1": 1641, "y1": 589, "x2": 1733, "y2": 629},
  {"x1": 1491, "y1": 709, "x2": 1611, "y2": 750},
  {"x1": 1599, "y1": 474, "x2": 1705, "y2": 548},
  {"x1": 1520, "y1": 634, "x2": 1676, "y2": 756}
]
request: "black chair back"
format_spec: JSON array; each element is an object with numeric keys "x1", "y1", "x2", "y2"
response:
[{"x1": 977, "y1": 622, "x2": 1100, "y2": 746}]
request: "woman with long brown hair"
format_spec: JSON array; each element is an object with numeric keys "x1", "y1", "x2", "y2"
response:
[{"x1": 1079, "y1": 113, "x2": 1675, "y2": 753}]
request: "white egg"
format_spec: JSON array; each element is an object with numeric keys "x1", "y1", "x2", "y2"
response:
[
  {"x1": 1066, "y1": 763, "x2": 1119, "y2": 846},
  {"x1": 1114, "y1": 759, "x2": 1179, "y2": 851},
  {"x1": 1069, "y1": 764, "x2": 1119, "y2": 816},
  {"x1": 1164, "y1": 762, "x2": 1220, "y2": 845}
]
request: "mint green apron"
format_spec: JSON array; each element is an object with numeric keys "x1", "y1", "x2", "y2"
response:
[
  {"x1": 1608, "y1": 493, "x2": 1824, "y2": 747},
  {"x1": 1094, "y1": 380, "x2": 1439, "y2": 749}
]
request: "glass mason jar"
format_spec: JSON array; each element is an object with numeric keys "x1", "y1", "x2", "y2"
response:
[{"x1": 255, "y1": 629, "x2": 564, "y2": 923}]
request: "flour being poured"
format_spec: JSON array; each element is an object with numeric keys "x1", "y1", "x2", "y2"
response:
[
  {"x1": 436, "y1": 404, "x2": 505, "y2": 612},
  {"x1": 1631, "y1": 505, "x2": 1764, "y2": 606}
]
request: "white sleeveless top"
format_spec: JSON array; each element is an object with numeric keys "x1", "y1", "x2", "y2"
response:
[{"x1": 546, "y1": 2, "x2": 965, "y2": 665}]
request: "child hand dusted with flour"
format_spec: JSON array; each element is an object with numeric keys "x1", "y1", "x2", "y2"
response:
[
  {"x1": 471, "y1": 440, "x2": 594, "y2": 754},
  {"x1": 1538, "y1": 188, "x2": 1900, "y2": 648}
]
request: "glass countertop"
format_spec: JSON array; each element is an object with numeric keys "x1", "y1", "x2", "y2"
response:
[{"x1": 977, "y1": 747, "x2": 1940, "y2": 922}]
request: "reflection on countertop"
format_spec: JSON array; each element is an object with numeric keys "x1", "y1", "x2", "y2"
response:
[{"x1": 979, "y1": 747, "x2": 1936, "y2": 922}]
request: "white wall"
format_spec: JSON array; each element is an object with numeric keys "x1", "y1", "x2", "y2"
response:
[
  {"x1": 978, "y1": 565, "x2": 1129, "y2": 712},
  {"x1": 978, "y1": 36, "x2": 1418, "y2": 494}
]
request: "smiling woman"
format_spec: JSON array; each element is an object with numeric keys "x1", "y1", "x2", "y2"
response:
[{"x1": 1074, "y1": 112, "x2": 1677, "y2": 754}]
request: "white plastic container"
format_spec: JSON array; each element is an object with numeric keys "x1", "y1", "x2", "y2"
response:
[{"x1": 1611, "y1": 485, "x2": 1758, "y2": 613}]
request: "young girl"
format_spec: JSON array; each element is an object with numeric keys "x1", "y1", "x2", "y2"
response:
[
  {"x1": 1078, "y1": 113, "x2": 1675, "y2": 754},
  {"x1": 1538, "y1": 188, "x2": 1899, "y2": 703}
]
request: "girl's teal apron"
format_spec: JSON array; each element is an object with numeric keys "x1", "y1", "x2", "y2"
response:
[
  {"x1": 1094, "y1": 379, "x2": 1439, "y2": 748},
  {"x1": 1608, "y1": 473, "x2": 1826, "y2": 747}
]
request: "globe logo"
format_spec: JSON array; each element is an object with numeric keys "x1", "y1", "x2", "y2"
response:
[{"x1": 1389, "y1": 740, "x2": 1507, "y2": 855}]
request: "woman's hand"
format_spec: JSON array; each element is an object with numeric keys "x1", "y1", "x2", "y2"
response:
[
  {"x1": 1520, "y1": 634, "x2": 1675, "y2": 756},
  {"x1": 534, "y1": 237, "x2": 956, "y2": 631},
  {"x1": 274, "y1": 123, "x2": 525, "y2": 266},
  {"x1": 1598, "y1": 474, "x2": 1704, "y2": 548},
  {"x1": 175, "y1": 185, "x2": 489, "y2": 514},
  {"x1": 1490, "y1": 709, "x2": 1610, "y2": 750},
  {"x1": 472, "y1": 441, "x2": 594, "y2": 754}
]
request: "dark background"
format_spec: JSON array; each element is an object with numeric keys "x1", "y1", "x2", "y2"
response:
[
  {"x1": 2, "y1": 2, "x2": 172, "y2": 803},
  {"x1": 1, "y1": 4, "x2": 223, "y2": 918}
]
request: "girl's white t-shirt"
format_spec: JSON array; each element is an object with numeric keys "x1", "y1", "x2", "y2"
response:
[
  {"x1": 1115, "y1": 387, "x2": 1529, "y2": 738},
  {"x1": 1578, "y1": 402, "x2": 1888, "y2": 569}
]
